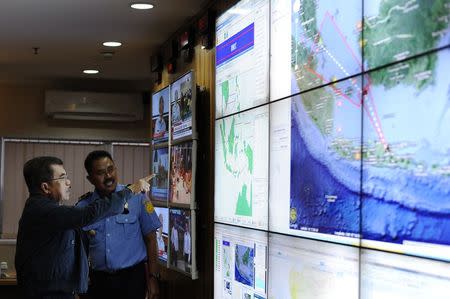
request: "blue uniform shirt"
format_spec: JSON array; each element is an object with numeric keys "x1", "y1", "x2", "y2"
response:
[{"x1": 76, "y1": 184, "x2": 161, "y2": 271}]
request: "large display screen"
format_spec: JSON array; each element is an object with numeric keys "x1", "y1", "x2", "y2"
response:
[
  {"x1": 155, "y1": 207, "x2": 169, "y2": 263},
  {"x1": 361, "y1": 48, "x2": 450, "y2": 261},
  {"x1": 169, "y1": 141, "x2": 194, "y2": 206},
  {"x1": 268, "y1": 233, "x2": 359, "y2": 299},
  {"x1": 363, "y1": 0, "x2": 450, "y2": 71},
  {"x1": 214, "y1": 0, "x2": 450, "y2": 297},
  {"x1": 360, "y1": 250, "x2": 450, "y2": 299},
  {"x1": 151, "y1": 147, "x2": 169, "y2": 202},
  {"x1": 289, "y1": 77, "x2": 363, "y2": 240},
  {"x1": 271, "y1": 0, "x2": 362, "y2": 101},
  {"x1": 214, "y1": 106, "x2": 269, "y2": 230},
  {"x1": 214, "y1": 224, "x2": 268, "y2": 299},
  {"x1": 215, "y1": 0, "x2": 269, "y2": 118},
  {"x1": 269, "y1": 96, "x2": 361, "y2": 245},
  {"x1": 171, "y1": 71, "x2": 195, "y2": 141},
  {"x1": 152, "y1": 86, "x2": 170, "y2": 143}
]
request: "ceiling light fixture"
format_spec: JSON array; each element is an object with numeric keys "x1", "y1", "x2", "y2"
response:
[
  {"x1": 83, "y1": 69, "x2": 99, "y2": 74},
  {"x1": 103, "y1": 41, "x2": 122, "y2": 47},
  {"x1": 130, "y1": 3, "x2": 154, "y2": 10}
]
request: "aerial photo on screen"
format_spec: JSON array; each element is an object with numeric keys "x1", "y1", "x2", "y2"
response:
[{"x1": 289, "y1": 0, "x2": 450, "y2": 258}]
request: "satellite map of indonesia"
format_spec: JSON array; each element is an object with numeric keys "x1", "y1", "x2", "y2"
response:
[{"x1": 289, "y1": 0, "x2": 450, "y2": 249}]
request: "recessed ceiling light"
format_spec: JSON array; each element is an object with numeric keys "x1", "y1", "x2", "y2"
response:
[
  {"x1": 83, "y1": 69, "x2": 99, "y2": 74},
  {"x1": 130, "y1": 3, "x2": 154, "y2": 10},
  {"x1": 103, "y1": 41, "x2": 122, "y2": 47}
]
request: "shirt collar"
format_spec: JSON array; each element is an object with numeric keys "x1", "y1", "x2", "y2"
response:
[{"x1": 93, "y1": 184, "x2": 125, "y2": 199}]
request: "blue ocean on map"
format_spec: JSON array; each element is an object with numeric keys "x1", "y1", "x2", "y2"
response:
[
  {"x1": 290, "y1": 38, "x2": 450, "y2": 249},
  {"x1": 234, "y1": 244, "x2": 255, "y2": 287}
]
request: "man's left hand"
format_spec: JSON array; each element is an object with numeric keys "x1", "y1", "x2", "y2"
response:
[{"x1": 148, "y1": 275, "x2": 160, "y2": 299}]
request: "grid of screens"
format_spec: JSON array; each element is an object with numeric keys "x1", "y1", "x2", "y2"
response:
[
  {"x1": 150, "y1": 71, "x2": 198, "y2": 278},
  {"x1": 214, "y1": 0, "x2": 450, "y2": 297}
]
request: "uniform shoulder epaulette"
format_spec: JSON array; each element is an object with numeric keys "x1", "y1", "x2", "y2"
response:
[{"x1": 76, "y1": 192, "x2": 93, "y2": 205}]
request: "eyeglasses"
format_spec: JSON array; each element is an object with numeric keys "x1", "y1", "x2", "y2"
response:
[
  {"x1": 48, "y1": 175, "x2": 69, "y2": 182},
  {"x1": 94, "y1": 165, "x2": 116, "y2": 177}
]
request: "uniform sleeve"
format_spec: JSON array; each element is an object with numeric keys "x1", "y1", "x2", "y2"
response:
[
  {"x1": 138, "y1": 194, "x2": 162, "y2": 235},
  {"x1": 36, "y1": 190, "x2": 130, "y2": 231}
]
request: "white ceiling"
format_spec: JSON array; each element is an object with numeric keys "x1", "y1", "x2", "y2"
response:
[{"x1": 0, "y1": 0, "x2": 209, "y2": 83}]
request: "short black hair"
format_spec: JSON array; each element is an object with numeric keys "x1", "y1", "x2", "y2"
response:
[
  {"x1": 23, "y1": 156, "x2": 63, "y2": 194},
  {"x1": 84, "y1": 150, "x2": 113, "y2": 175}
]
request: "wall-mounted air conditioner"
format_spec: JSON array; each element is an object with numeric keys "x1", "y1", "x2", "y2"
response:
[{"x1": 44, "y1": 90, "x2": 144, "y2": 122}]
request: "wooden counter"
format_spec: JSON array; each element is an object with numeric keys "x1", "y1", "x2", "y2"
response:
[{"x1": 0, "y1": 278, "x2": 17, "y2": 286}]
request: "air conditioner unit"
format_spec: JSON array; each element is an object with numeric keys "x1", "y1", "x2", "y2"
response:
[{"x1": 45, "y1": 90, "x2": 144, "y2": 122}]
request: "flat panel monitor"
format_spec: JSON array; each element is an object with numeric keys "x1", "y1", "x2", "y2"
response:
[
  {"x1": 169, "y1": 208, "x2": 197, "y2": 278},
  {"x1": 169, "y1": 141, "x2": 196, "y2": 207},
  {"x1": 215, "y1": 0, "x2": 270, "y2": 118},
  {"x1": 214, "y1": 105, "x2": 269, "y2": 230},
  {"x1": 151, "y1": 147, "x2": 169, "y2": 202},
  {"x1": 363, "y1": 0, "x2": 450, "y2": 71},
  {"x1": 361, "y1": 48, "x2": 450, "y2": 261},
  {"x1": 271, "y1": 77, "x2": 362, "y2": 244},
  {"x1": 170, "y1": 71, "x2": 196, "y2": 141},
  {"x1": 268, "y1": 233, "x2": 359, "y2": 299},
  {"x1": 270, "y1": 0, "x2": 362, "y2": 101},
  {"x1": 154, "y1": 207, "x2": 169, "y2": 263},
  {"x1": 360, "y1": 249, "x2": 450, "y2": 299},
  {"x1": 152, "y1": 86, "x2": 170, "y2": 144},
  {"x1": 214, "y1": 224, "x2": 268, "y2": 299},
  {"x1": 269, "y1": 95, "x2": 361, "y2": 245}
]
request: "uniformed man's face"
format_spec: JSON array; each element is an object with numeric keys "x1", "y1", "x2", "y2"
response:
[
  {"x1": 87, "y1": 157, "x2": 118, "y2": 196},
  {"x1": 44, "y1": 164, "x2": 71, "y2": 203}
]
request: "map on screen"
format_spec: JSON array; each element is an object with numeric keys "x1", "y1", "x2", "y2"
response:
[
  {"x1": 361, "y1": 49, "x2": 450, "y2": 260},
  {"x1": 268, "y1": 233, "x2": 359, "y2": 299},
  {"x1": 214, "y1": 224, "x2": 267, "y2": 299},
  {"x1": 215, "y1": 0, "x2": 269, "y2": 118},
  {"x1": 360, "y1": 249, "x2": 450, "y2": 299},
  {"x1": 215, "y1": 106, "x2": 269, "y2": 229},
  {"x1": 289, "y1": 78, "x2": 363, "y2": 239},
  {"x1": 363, "y1": 0, "x2": 450, "y2": 71},
  {"x1": 271, "y1": 0, "x2": 362, "y2": 100}
]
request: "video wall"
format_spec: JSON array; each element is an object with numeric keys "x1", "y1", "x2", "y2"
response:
[
  {"x1": 151, "y1": 71, "x2": 198, "y2": 279},
  {"x1": 214, "y1": 0, "x2": 450, "y2": 298}
]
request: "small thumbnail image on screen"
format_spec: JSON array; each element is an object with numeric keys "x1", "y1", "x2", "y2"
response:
[
  {"x1": 154, "y1": 207, "x2": 169, "y2": 262},
  {"x1": 152, "y1": 87, "x2": 170, "y2": 143},
  {"x1": 169, "y1": 141, "x2": 193, "y2": 205},
  {"x1": 171, "y1": 72, "x2": 194, "y2": 140},
  {"x1": 169, "y1": 208, "x2": 192, "y2": 273},
  {"x1": 151, "y1": 147, "x2": 169, "y2": 201}
]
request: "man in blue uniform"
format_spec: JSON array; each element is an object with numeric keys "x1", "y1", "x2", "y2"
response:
[
  {"x1": 77, "y1": 151, "x2": 161, "y2": 299},
  {"x1": 15, "y1": 156, "x2": 150, "y2": 299}
]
